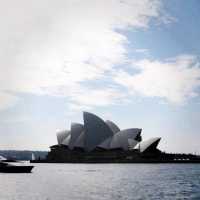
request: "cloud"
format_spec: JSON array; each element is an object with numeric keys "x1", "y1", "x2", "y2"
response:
[
  {"x1": 68, "y1": 86, "x2": 127, "y2": 110},
  {"x1": 0, "y1": 0, "x2": 170, "y2": 110},
  {"x1": 114, "y1": 55, "x2": 200, "y2": 104},
  {"x1": 0, "y1": 93, "x2": 19, "y2": 111},
  {"x1": 135, "y1": 49, "x2": 149, "y2": 54}
]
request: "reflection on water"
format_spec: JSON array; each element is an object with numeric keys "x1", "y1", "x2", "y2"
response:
[{"x1": 0, "y1": 164, "x2": 200, "y2": 200}]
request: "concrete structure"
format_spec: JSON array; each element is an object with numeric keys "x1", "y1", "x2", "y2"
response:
[
  {"x1": 83, "y1": 112, "x2": 114, "y2": 151},
  {"x1": 68, "y1": 123, "x2": 84, "y2": 150},
  {"x1": 33, "y1": 112, "x2": 200, "y2": 163},
  {"x1": 53, "y1": 111, "x2": 161, "y2": 154},
  {"x1": 56, "y1": 130, "x2": 71, "y2": 145},
  {"x1": 110, "y1": 128, "x2": 141, "y2": 150},
  {"x1": 139, "y1": 137, "x2": 161, "y2": 153},
  {"x1": 105, "y1": 120, "x2": 120, "y2": 134}
]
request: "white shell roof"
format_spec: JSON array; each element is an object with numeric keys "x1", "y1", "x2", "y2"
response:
[
  {"x1": 55, "y1": 112, "x2": 146, "y2": 152},
  {"x1": 69, "y1": 123, "x2": 84, "y2": 150},
  {"x1": 61, "y1": 133, "x2": 71, "y2": 146},
  {"x1": 128, "y1": 138, "x2": 138, "y2": 149},
  {"x1": 105, "y1": 120, "x2": 120, "y2": 134},
  {"x1": 74, "y1": 132, "x2": 85, "y2": 148},
  {"x1": 98, "y1": 137, "x2": 112, "y2": 149},
  {"x1": 0, "y1": 155, "x2": 6, "y2": 161},
  {"x1": 83, "y1": 112, "x2": 113, "y2": 151},
  {"x1": 110, "y1": 128, "x2": 141, "y2": 150},
  {"x1": 56, "y1": 130, "x2": 71, "y2": 145},
  {"x1": 139, "y1": 137, "x2": 161, "y2": 153}
]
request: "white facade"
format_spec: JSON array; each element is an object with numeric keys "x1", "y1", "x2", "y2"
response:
[
  {"x1": 139, "y1": 137, "x2": 161, "y2": 153},
  {"x1": 54, "y1": 111, "x2": 162, "y2": 153},
  {"x1": 62, "y1": 134, "x2": 71, "y2": 146},
  {"x1": 98, "y1": 137, "x2": 112, "y2": 149},
  {"x1": 56, "y1": 130, "x2": 71, "y2": 145},
  {"x1": 83, "y1": 112, "x2": 114, "y2": 151},
  {"x1": 110, "y1": 128, "x2": 141, "y2": 150},
  {"x1": 68, "y1": 123, "x2": 84, "y2": 150},
  {"x1": 74, "y1": 132, "x2": 85, "y2": 148},
  {"x1": 105, "y1": 120, "x2": 120, "y2": 134}
]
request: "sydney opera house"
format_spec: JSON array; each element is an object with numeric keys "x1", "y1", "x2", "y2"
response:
[{"x1": 46, "y1": 112, "x2": 163, "y2": 163}]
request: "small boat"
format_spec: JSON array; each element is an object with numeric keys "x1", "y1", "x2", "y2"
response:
[{"x1": 0, "y1": 162, "x2": 34, "y2": 173}]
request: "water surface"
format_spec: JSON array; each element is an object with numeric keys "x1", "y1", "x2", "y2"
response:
[{"x1": 0, "y1": 163, "x2": 200, "y2": 200}]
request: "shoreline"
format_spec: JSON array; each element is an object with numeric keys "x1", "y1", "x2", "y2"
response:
[{"x1": 31, "y1": 159, "x2": 200, "y2": 164}]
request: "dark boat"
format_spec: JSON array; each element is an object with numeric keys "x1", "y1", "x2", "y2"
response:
[{"x1": 0, "y1": 162, "x2": 34, "y2": 173}]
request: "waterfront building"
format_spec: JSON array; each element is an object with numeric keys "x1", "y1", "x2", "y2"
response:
[
  {"x1": 31, "y1": 111, "x2": 200, "y2": 163},
  {"x1": 56, "y1": 111, "x2": 147, "y2": 152}
]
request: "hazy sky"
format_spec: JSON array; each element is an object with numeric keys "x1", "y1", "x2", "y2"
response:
[{"x1": 0, "y1": 0, "x2": 200, "y2": 153}]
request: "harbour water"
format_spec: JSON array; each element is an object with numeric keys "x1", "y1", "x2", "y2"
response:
[{"x1": 0, "y1": 163, "x2": 200, "y2": 200}]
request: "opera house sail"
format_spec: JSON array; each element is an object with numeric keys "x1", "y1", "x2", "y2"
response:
[
  {"x1": 54, "y1": 112, "x2": 145, "y2": 152},
  {"x1": 28, "y1": 111, "x2": 200, "y2": 163},
  {"x1": 83, "y1": 112, "x2": 114, "y2": 151},
  {"x1": 139, "y1": 138, "x2": 161, "y2": 153},
  {"x1": 42, "y1": 111, "x2": 176, "y2": 163}
]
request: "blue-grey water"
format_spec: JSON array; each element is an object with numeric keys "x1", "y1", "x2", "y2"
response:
[{"x1": 0, "y1": 163, "x2": 200, "y2": 200}]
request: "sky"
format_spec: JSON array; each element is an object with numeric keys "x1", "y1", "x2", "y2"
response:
[{"x1": 0, "y1": 0, "x2": 200, "y2": 153}]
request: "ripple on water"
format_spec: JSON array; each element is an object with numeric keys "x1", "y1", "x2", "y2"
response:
[{"x1": 0, "y1": 164, "x2": 200, "y2": 200}]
